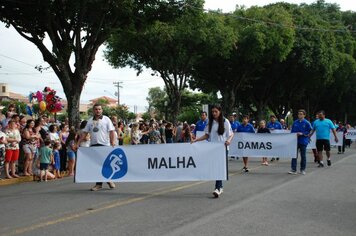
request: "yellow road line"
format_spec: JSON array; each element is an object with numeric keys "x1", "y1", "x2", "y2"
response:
[{"x1": 4, "y1": 164, "x2": 266, "y2": 236}]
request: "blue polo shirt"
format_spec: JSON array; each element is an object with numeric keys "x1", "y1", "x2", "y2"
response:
[
  {"x1": 236, "y1": 123, "x2": 255, "y2": 133},
  {"x1": 313, "y1": 118, "x2": 335, "y2": 140},
  {"x1": 267, "y1": 121, "x2": 282, "y2": 130},
  {"x1": 230, "y1": 121, "x2": 240, "y2": 132},
  {"x1": 291, "y1": 119, "x2": 312, "y2": 146},
  {"x1": 194, "y1": 119, "x2": 208, "y2": 135}
]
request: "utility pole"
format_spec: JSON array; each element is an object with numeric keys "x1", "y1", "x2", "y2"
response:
[{"x1": 113, "y1": 81, "x2": 123, "y2": 106}]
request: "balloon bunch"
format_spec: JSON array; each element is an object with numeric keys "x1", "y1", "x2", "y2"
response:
[{"x1": 28, "y1": 87, "x2": 64, "y2": 115}]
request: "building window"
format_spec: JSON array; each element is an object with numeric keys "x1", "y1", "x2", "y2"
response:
[{"x1": 2, "y1": 86, "x2": 5, "y2": 93}]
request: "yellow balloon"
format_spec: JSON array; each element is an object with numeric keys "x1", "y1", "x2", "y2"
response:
[{"x1": 39, "y1": 101, "x2": 46, "y2": 111}]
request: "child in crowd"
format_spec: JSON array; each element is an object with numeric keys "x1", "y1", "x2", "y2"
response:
[
  {"x1": 66, "y1": 127, "x2": 77, "y2": 176},
  {"x1": 257, "y1": 120, "x2": 271, "y2": 166},
  {"x1": 39, "y1": 139, "x2": 54, "y2": 182},
  {"x1": 52, "y1": 143, "x2": 61, "y2": 178}
]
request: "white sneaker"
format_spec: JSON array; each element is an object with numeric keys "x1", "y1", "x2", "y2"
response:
[
  {"x1": 213, "y1": 189, "x2": 222, "y2": 198},
  {"x1": 300, "y1": 170, "x2": 306, "y2": 175},
  {"x1": 108, "y1": 182, "x2": 116, "y2": 189},
  {"x1": 288, "y1": 170, "x2": 297, "y2": 175}
]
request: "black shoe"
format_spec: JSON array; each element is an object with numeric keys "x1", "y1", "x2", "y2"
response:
[
  {"x1": 276, "y1": 158, "x2": 280, "y2": 161},
  {"x1": 318, "y1": 163, "x2": 324, "y2": 168},
  {"x1": 327, "y1": 160, "x2": 331, "y2": 166},
  {"x1": 271, "y1": 158, "x2": 275, "y2": 162}
]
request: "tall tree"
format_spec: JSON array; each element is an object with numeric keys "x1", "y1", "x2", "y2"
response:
[
  {"x1": 191, "y1": 6, "x2": 295, "y2": 116},
  {"x1": 0, "y1": 0, "x2": 177, "y2": 126},
  {"x1": 105, "y1": 2, "x2": 236, "y2": 123}
]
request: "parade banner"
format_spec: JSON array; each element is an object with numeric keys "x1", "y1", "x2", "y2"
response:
[
  {"x1": 76, "y1": 142, "x2": 227, "y2": 183},
  {"x1": 270, "y1": 129, "x2": 291, "y2": 134},
  {"x1": 346, "y1": 129, "x2": 356, "y2": 140},
  {"x1": 229, "y1": 133, "x2": 297, "y2": 158},
  {"x1": 307, "y1": 132, "x2": 343, "y2": 149}
]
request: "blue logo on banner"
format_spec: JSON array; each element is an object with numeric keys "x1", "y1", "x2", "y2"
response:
[{"x1": 102, "y1": 148, "x2": 128, "y2": 180}]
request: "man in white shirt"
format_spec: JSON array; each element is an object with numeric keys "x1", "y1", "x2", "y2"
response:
[{"x1": 78, "y1": 104, "x2": 116, "y2": 191}]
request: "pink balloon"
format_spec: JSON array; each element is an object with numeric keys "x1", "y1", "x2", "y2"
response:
[{"x1": 36, "y1": 91, "x2": 43, "y2": 102}]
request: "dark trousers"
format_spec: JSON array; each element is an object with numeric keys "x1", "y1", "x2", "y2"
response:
[
  {"x1": 338, "y1": 138, "x2": 346, "y2": 153},
  {"x1": 59, "y1": 146, "x2": 67, "y2": 172}
]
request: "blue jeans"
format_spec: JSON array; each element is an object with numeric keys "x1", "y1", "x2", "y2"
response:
[
  {"x1": 166, "y1": 138, "x2": 173, "y2": 143},
  {"x1": 215, "y1": 148, "x2": 228, "y2": 190},
  {"x1": 291, "y1": 144, "x2": 307, "y2": 172}
]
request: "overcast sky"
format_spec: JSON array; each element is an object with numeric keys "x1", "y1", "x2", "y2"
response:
[{"x1": 0, "y1": 0, "x2": 354, "y2": 112}]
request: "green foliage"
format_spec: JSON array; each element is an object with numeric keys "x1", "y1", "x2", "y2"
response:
[
  {"x1": 0, "y1": 0, "x2": 185, "y2": 127},
  {"x1": 145, "y1": 87, "x2": 219, "y2": 122},
  {"x1": 0, "y1": 101, "x2": 27, "y2": 115},
  {"x1": 105, "y1": 2, "x2": 236, "y2": 122}
]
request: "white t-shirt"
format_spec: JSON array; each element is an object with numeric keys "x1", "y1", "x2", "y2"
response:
[
  {"x1": 83, "y1": 115, "x2": 115, "y2": 146},
  {"x1": 0, "y1": 131, "x2": 6, "y2": 149},
  {"x1": 49, "y1": 132, "x2": 60, "y2": 143},
  {"x1": 204, "y1": 118, "x2": 232, "y2": 142}
]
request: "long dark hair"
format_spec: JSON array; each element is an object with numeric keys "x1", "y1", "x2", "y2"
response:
[
  {"x1": 24, "y1": 119, "x2": 34, "y2": 131},
  {"x1": 208, "y1": 104, "x2": 225, "y2": 135}
]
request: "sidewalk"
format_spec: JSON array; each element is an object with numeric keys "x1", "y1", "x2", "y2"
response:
[{"x1": 0, "y1": 171, "x2": 70, "y2": 186}]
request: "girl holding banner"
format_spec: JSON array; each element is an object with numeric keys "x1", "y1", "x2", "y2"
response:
[{"x1": 192, "y1": 105, "x2": 234, "y2": 198}]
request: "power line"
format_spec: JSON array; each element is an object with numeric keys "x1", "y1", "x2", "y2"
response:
[{"x1": 0, "y1": 53, "x2": 37, "y2": 68}]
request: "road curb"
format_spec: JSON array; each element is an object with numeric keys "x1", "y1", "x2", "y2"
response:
[
  {"x1": 0, "y1": 176, "x2": 34, "y2": 186},
  {"x1": 0, "y1": 172, "x2": 70, "y2": 186}
]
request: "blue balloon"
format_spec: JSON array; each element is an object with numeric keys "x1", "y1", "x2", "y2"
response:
[{"x1": 26, "y1": 105, "x2": 33, "y2": 116}]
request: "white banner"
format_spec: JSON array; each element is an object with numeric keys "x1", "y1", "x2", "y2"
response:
[
  {"x1": 307, "y1": 132, "x2": 343, "y2": 149},
  {"x1": 270, "y1": 129, "x2": 291, "y2": 134},
  {"x1": 76, "y1": 143, "x2": 227, "y2": 183},
  {"x1": 346, "y1": 129, "x2": 356, "y2": 140},
  {"x1": 229, "y1": 133, "x2": 297, "y2": 158}
]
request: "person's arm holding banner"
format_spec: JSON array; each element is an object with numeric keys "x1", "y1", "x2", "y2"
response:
[
  {"x1": 76, "y1": 131, "x2": 88, "y2": 147},
  {"x1": 109, "y1": 130, "x2": 115, "y2": 147},
  {"x1": 224, "y1": 121, "x2": 234, "y2": 146},
  {"x1": 191, "y1": 133, "x2": 209, "y2": 143}
]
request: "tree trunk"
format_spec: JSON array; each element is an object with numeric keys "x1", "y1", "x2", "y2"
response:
[
  {"x1": 170, "y1": 90, "x2": 182, "y2": 125},
  {"x1": 66, "y1": 90, "x2": 81, "y2": 129},
  {"x1": 61, "y1": 74, "x2": 84, "y2": 129},
  {"x1": 221, "y1": 87, "x2": 236, "y2": 117},
  {"x1": 256, "y1": 102, "x2": 268, "y2": 122}
]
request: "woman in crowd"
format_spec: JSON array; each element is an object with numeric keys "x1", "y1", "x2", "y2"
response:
[
  {"x1": 66, "y1": 127, "x2": 77, "y2": 176},
  {"x1": 148, "y1": 123, "x2": 161, "y2": 144},
  {"x1": 110, "y1": 116, "x2": 119, "y2": 146},
  {"x1": 140, "y1": 123, "x2": 149, "y2": 144},
  {"x1": 165, "y1": 122, "x2": 175, "y2": 143},
  {"x1": 192, "y1": 104, "x2": 234, "y2": 198},
  {"x1": 22, "y1": 119, "x2": 40, "y2": 176},
  {"x1": 59, "y1": 124, "x2": 69, "y2": 172},
  {"x1": 0, "y1": 123, "x2": 6, "y2": 179},
  {"x1": 4, "y1": 120, "x2": 21, "y2": 178},
  {"x1": 181, "y1": 123, "x2": 192, "y2": 143},
  {"x1": 77, "y1": 120, "x2": 90, "y2": 147},
  {"x1": 117, "y1": 121, "x2": 125, "y2": 146},
  {"x1": 131, "y1": 123, "x2": 141, "y2": 145},
  {"x1": 48, "y1": 124, "x2": 60, "y2": 144}
]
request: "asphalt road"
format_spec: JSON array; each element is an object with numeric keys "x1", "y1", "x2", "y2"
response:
[{"x1": 1, "y1": 147, "x2": 356, "y2": 236}]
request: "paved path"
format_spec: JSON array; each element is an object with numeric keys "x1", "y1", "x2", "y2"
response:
[{"x1": 0, "y1": 148, "x2": 355, "y2": 236}]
